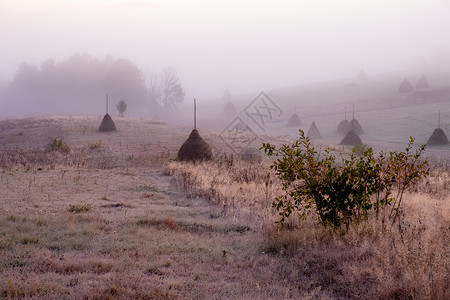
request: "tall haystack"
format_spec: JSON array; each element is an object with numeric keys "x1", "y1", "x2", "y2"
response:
[
  {"x1": 350, "y1": 119, "x2": 364, "y2": 134},
  {"x1": 357, "y1": 69, "x2": 367, "y2": 81},
  {"x1": 427, "y1": 128, "x2": 449, "y2": 145},
  {"x1": 178, "y1": 129, "x2": 213, "y2": 161},
  {"x1": 307, "y1": 121, "x2": 321, "y2": 139},
  {"x1": 98, "y1": 94, "x2": 117, "y2": 132},
  {"x1": 178, "y1": 99, "x2": 213, "y2": 162},
  {"x1": 337, "y1": 120, "x2": 351, "y2": 134},
  {"x1": 286, "y1": 113, "x2": 302, "y2": 127},
  {"x1": 98, "y1": 113, "x2": 117, "y2": 132},
  {"x1": 398, "y1": 78, "x2": 414, "y2": 93},
  {"x1": 416, "y1": 75, "x2": 429, "y2": 89},
  {"x1": 222, "y1": 101, "x2": 238, "y2": 120},
  {"x1": 340, "y1": 130, "x2": 363, "y2": 146},
  {"x1": 427, "y1": 112, "x2": 449, "y2": 145},
  {"x1": 222, "y1": 89, "x2": 232, "y2": 101}
]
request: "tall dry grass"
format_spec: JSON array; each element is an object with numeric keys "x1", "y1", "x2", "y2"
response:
[{"x1": 166, "y1": 157, "x2": 449, "y2": 299}]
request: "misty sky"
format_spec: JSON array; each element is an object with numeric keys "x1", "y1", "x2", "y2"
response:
[{"x1": 1, "y1": 0, "x2": 450, "y2": 99}]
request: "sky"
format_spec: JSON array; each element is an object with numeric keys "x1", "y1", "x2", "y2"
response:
[{"x1": 1, "y1": 0, "x2": 450, "y2": 99}]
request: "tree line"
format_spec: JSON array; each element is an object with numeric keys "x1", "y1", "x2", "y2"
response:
[{"x1": 0, "y1": 53, "x2": 184, "y2": 118}]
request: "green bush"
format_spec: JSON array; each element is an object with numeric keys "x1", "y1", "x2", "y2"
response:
[
  {"x1": 262, "y1": 130, "x2": 429, "y2": 231},
  {"x1": 48, "y1": 138, "x2": 70, "y2": 153}
]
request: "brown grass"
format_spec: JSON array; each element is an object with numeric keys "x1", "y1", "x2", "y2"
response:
[{"x1": 0, "y1": 116, "x2": 448, "y2": 299}]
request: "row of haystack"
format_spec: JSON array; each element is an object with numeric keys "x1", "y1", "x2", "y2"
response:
[{"x1": 398, "y1": 75, "x2": 429, "y2": 93}]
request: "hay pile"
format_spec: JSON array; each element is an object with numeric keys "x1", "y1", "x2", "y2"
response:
[
  {"x1": 416, "y1": 75, "x2": 429, "y2": 89},
  {"x1": 350, "y1": 119, "x2": 364, "y2": 134},
  {"x1": 426, "y1": 128, "x2": 449, "y2": 146},
  {"x1": 337, "y1": 120, "x2": 351, "y2": 134},
  {"x1": 357, "y1": 69, "x2": 367, "y2": 80},
  {"x1": 398, "y1": 78, "x2": 414, "y2": 93},
  {"x1": 307, "y1": 121, "x2": 321, "y2": 139},
  {"x1": 340, "y1": 130, "x2": 363, "y2": 146},
  {"x1": 98, "y1": 114, "x2": 117, "y2": 132},
  {"x1": 286, "y1": 113, "x2": 302, "y2": 127},
  {"x1": 222, "y1": 101, "x2": 238, "y2": 120},
  {"x1": 178, "y1": 129, "x2": 213, "y2": 162}
]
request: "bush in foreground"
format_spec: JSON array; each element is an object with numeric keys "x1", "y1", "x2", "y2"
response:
[{"x1": 262, "y1": 130, "x2": 429, "y2": 230}]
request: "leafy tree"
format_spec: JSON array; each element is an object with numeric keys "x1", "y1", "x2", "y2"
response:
[
  {"x1": 116, "y1": 100, "x2": 127, "y2": 117},
  {"x1": 159, "y1": 66, "x2": 185, "y2": 110},
  {"x1": 262, "y1": 130, "x2": 429, "y2": 231}
]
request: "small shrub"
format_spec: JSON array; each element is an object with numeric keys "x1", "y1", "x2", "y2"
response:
[
  {"x1": 68, "y1": 204, "x2": 92, "y2": 213},
  {"x1": 89, "y1": 139, "x2": 103, "y2": 150},
  {"x1": 48, "y1": 138, "x2": 70, "y2": 153}
]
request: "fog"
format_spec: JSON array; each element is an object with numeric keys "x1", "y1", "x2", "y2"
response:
[{"x1": 1, "y1": 0, "x2": 450, "y2": 118}]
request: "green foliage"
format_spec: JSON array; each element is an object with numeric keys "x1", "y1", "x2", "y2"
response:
[
  {"x1": 262, "y1": 130, "x2": 429, "y2": 230},
  {"x1": 116, "y1": 99, "x2": 127, "y2": 117},
  {"x1": 68, "y1": 204, "x2": 92, "y2": 213},
  {"x1": 48, "y1": 138, "x2": 70, "y2": 153}
]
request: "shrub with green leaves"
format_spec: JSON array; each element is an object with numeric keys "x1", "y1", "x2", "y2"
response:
[
  {"x1": 262, "y1": 130, "x2": 429, "y2": 230},
  {"x1": 48, "y1": 138, "x2": 70, "y2": 153}
]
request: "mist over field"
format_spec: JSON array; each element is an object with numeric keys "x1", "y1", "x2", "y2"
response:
[
  {"x1": 1, "y1": 2, "x2": 450, "y2": 299},
  {"x1": 1, "y1": 0, "x2": 450, "y2": 119}
]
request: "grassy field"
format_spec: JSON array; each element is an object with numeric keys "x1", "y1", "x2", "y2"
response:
[{"x1": 0, "y1": 116, "x2": 449, "y2": 299}]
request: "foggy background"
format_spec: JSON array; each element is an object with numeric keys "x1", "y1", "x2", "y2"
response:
[{"x1": 1, "y1": 0, "x2": 450, "y2": 119}]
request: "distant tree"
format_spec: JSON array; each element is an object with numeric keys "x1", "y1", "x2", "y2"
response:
[
  {"x1": 116, "y1": 100, "x2": 127, "y2": 117},
  {"x1": 159, "y1": 66, "x2": 185, "y2": 111},
  {"x1": 145, "y1": 71, "x2": 161, "y2": 108}
]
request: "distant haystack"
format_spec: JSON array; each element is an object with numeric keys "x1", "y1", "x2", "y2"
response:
[
  {"x1": 222, "y1": 89, "x2": 232, "y2": 101},
  {"x1": 398, "y1": 78, "x2": 414, "y2": 93},
  {"x1": 178, "y1": 98, "x2": 213, "y2": 162},
  {"x1": 357, "y1": 69, "x2": 367, "y2": 81},
  {"x1": 416, "y1": 75, "x2": 429, "y2": 89},
  {"x1": 340, "y1": 130, "x2": 363, "y2": 146},
  {"x1": 427, "y1": 128, "x2": 449, "y2": 145},
  {"x1": 350, "y1": 119, "x2": 364, "y2": 134},
  {"x1": 307, "y1": 121, "x2": 321, "y2": 139},
  {"x1": 222, "y1": 101, "x2": 238, "y2": 120},
  {"x1": 177, "y1": 129, "x2": 213, "y2": 161},
  {"x1": 286, "y1": 113, "x2": 302, "y2": 127},
  {"x1": 337, "y1": 120, "x2": 351, "y2": 134},
  {"x1": 98, "y1": 113, "x2": 117, "y2": 132},
  {"x1": 98, "y1": 94, "x2": 117, "y2": 132}
]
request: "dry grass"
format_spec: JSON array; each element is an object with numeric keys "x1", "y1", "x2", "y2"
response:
[
  {"x1": 166, "y1": 156, "x2": 450, "y2": 299},
  {"x1": 0, "y1": 116, "x2": 448, "y2": 299}
]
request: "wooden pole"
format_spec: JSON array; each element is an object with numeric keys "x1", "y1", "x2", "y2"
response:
[
  {"x1": 194, "y1": 98, "x2": 197, "y2": 130},
  {"x1": 438, "y1": 110, "x2": 441, "y2": 128}
]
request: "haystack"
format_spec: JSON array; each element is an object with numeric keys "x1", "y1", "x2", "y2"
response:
[
  {"x1": 337, "y1": 120, "x2": 351, "y2": 134},
  {"x1": 340, "y1": 130, "x2": 363, "y2": 146},
  {"x1": 350, "y1": 119, "x2": 364, "y2": 134},
  {"x1": 426, "y1": 128, "x2": 449, "y2": 146},
  {"x1": 357, "y1": 69, "x2": 367, "y2": 81},
  {"x1": 286, "y1": 113, "x2": 302, "y2": 127},
  {"x1": 98, "y1": 113, "x2": 117, "y2": 132},
  {"x1": 178, "y1": 99, "x2": 213, "y2": 162},
  {"x1": 416, "y1": 75, "x2": 429, "y2": 89},
  {"x1": 222, "y1": 101, "x2": 238, "y2": 120},
  {"x1": 307, "y1": 121, "x2": 321, "y2": 139},
  {"x1": 178, "y1": 129, "x2": 213, "y2": 161},
  {"x1": 398, "y1": 78, "x2": 413, "y2": 93}
]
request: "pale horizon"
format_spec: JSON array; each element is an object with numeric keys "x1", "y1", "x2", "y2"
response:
[{"x1": 1, "y1": 0, "x2": 450, "y2": 99}]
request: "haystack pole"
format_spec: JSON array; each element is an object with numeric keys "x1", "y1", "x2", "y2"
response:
[
  {"x1": 337, "y1": 105, "x2": 351, "y2": 134},
  {"x1": 427, "y1": 110, "x2": 449, "y2": 146},
  {"x1": 98, "y1": 94, "x2": 117, "y2": 132},
  {"x1": 286, "y1": 102, "x2": 302, "y2": 127},
  {"x1": 177, "y1": 98, "x2": 213, "y2": 161}
]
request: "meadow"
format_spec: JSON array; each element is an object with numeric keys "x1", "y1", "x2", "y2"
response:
[{"x1": 0, "y1": 115, "x2": 448, "y2": 299}]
